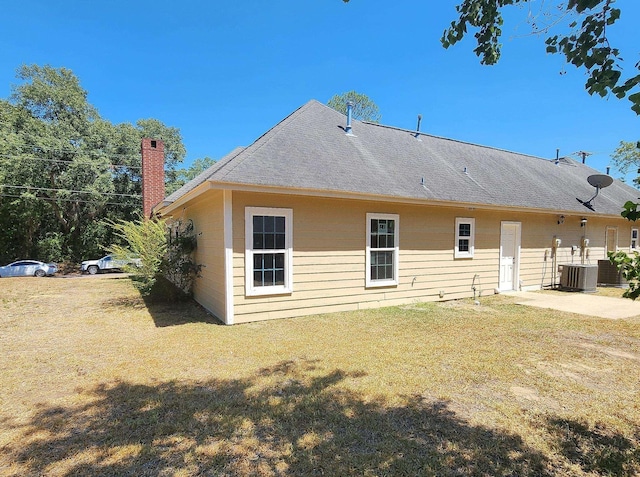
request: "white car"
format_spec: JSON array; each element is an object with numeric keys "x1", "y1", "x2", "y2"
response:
[
  {"x1": 81, "y1": 255, "x2": 141, "y2": 275},
  {"x1": 0, "y1": 260, "x2": 58, "y2": 277}
]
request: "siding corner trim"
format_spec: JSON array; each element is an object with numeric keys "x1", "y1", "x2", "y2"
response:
[{"x1": 224, "y1": 190, "x2": 234, "y2": 325}]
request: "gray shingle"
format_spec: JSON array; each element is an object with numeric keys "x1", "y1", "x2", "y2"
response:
[{"x1": 165, "y1": 100, "x2": 638, "y2": 216}]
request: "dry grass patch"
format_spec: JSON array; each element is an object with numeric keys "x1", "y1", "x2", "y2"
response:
[
  {"x1": 593, "y1": 287, "x2": 627, "y2": 298},
  {"x1": 1, "y1": 277, "x2": 639, "y2": 476}
]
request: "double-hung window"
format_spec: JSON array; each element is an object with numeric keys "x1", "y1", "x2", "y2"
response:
[
  {"x1": 366, "y1": 213, "x2": 399, "y2": 287},
  {"x1": 245, "y1": 207, "x2": 293, "y2": 296},
  {"x1": 455, "y1": 217, "x2": 475, "y2": 259},
  {"x1": 632, "y1": 228, "x2": 639, "y2": 251}
]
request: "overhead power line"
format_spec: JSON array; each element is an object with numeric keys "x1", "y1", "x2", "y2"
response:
[
  {"x1": 0, "y1": 193, "x2": 138, "y2": 207},
  {"x1": 0, "y1": 184, "x2": 142, "y2": 198},
  {"x1": 0, "y1": 153, "x2": 143, "y2": 170},
  {"x1": 9, "y1": 144, "x2": 146, "y2": 160}
]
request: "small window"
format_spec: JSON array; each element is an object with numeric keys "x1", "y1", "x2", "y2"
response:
[
  {"x1": 455, "y1": 217, "x2": 475, "y2": 259},
  {"x1": 632, "y1": 228, "x2": 638, "y2": 250},
  {"x1": 366, "y1": 213, "x2": 399, "y2": 287},
  {"x1": 245, "y1": 207, "x2": 293, "y2": 296}
]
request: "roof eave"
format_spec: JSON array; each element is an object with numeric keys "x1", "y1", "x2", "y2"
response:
[
  {"x1": 155, "y1": 181, "x2": 217, "y2": 217},
  {"x1": 160, "y1": 180, "x2": 625, "y2": 219}
]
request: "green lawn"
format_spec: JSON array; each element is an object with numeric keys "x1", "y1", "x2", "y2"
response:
[{"x1": 1, "y1": 276, "x2": 639, "y2": 476}]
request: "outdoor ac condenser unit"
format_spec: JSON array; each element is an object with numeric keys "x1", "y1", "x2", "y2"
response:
[
  {"x1": 559, "y1": 264, "x2": 598, "y2": 293},
  {"x1": 597, "y1": 259, "x2": 627, "y2": 287}
]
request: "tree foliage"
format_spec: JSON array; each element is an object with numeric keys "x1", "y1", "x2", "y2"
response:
[
  {"x1": 608, "y1": 250, "x2": 640, "y2": 300},
  {"x1": 0, "y1": 65, "x2": 187, "y2": 264},
  {"x1": 440, "y1": 0, "x2": 640, "y2": 114},
  {"x1": 327, "y1": 91, "x2": 381, "y2": 123},
  {"x1": 607, "y1": 201, "x2": 640, "y2": 300},
  {"x1": 166, "y1": 157, "x2": 216, "y2": 196},
  {"x1": 343, "y1": 0, "x2": 640, "y2": 114},
  {"x1": 611, "y1": 141, "x2": 640, "y2": 187},
  {"x1": 620, "y1": 200, "x2": 640, "y2": 222}
]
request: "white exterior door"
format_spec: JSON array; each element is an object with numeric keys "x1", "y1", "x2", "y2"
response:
[{"x1": 499, "y1": 222, "x2": 521, "y2": 291}]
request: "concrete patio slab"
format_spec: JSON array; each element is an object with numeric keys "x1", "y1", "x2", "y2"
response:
[{"x1": 506, "y1": 291, "x2": 640, "y2": 319}]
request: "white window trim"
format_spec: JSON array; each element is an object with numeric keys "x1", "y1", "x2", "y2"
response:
[
  {"x1": 455, "y1": 217, "x2": 475, "y2": 259},
  {"x1": 245, "y1": 207, "x2": 293, "y2": 297},
  {"x1": 366, "y1": 213, "x2": 399, "y2": 288},
  {"x1": 631, "y1": 228, "x2": 638, "y2": 251}
]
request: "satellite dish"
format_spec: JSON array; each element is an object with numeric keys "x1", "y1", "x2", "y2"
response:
[
  {"x1": 587, "y1": 174, "x2": 613, "y2": 189},
  {"x1": 577, "y1": 174, "x2": 613, "y2": 210}
]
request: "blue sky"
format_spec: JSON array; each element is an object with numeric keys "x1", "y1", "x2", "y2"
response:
[{"x1": 2, "y1": 1, "x2": 639, "y2": 180}]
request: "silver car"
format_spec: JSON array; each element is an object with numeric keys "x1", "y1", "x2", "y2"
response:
[{"x1": 0, "y1": 260, "x2": 58, "y2": 277}]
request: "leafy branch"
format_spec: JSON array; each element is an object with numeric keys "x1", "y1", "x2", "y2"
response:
[
  {"x1": 608, "y1": 250, "x2": 640, "y2": 300},
  {"x1": 337, "y1": 0, "x2": 640, "y2": 115}
]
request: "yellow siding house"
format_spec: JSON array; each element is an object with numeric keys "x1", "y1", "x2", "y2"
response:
[{"x1": 156, "y1": 100, "x2": 638, "y2": 324}]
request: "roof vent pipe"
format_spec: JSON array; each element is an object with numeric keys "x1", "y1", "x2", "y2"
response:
[
  {"x1": 414, "y1": 114, "x2": 422, "y2": 139},
  {"x1": 606, "y1": 166, "x2": 610, "y2": 175},
  {"x1": 555, "y1": 148, "x2": 560, "y2": 165},
  {"x1": 345, "y1": 101, "x2": 354, "y2": 135}
]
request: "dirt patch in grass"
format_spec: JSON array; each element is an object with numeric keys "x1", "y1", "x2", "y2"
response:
[{"x1": 1, "y1": 277, "x2": 639, "y2": 476}]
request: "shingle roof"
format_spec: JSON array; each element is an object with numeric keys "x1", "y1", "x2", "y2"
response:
[{"x1": 164, "y1": 99, "x2": 638, "y2": 216}]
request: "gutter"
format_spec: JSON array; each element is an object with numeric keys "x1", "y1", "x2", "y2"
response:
[{"x1": 156, "y1": 180, "x2": 625, "y2": 220}]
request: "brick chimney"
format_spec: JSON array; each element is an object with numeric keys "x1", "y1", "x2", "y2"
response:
[{"x1": 141, "y1": 138, "x2": 165, "y2": 218}]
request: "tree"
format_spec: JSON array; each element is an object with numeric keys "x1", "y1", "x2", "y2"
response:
[
  {"x1": 342, "y1": 0, "x2": 640, "y2": 115},
  {"x1": 611, "y1": 141, "x2": 640, "y2": 187},
  {"x1": 0, "y1": 65, "x2": 187, "y2": 264},
  {"x1": 166, "y1": 157, "x2": 216, "y2": 196},
  {"x1": 327, "y1": 91, "x2": 381, "y2": 123},
  {"x1": 0, "y1": 65, "x2": 114, "y2": 262}
]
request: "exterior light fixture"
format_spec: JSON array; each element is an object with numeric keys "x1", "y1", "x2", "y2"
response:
[
  {"x1": 581, "y1": 218, "x2": 587, "y2": 227},
  {"x1": 558, "y1": 215, "x2": 565, "y2": 225}
]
